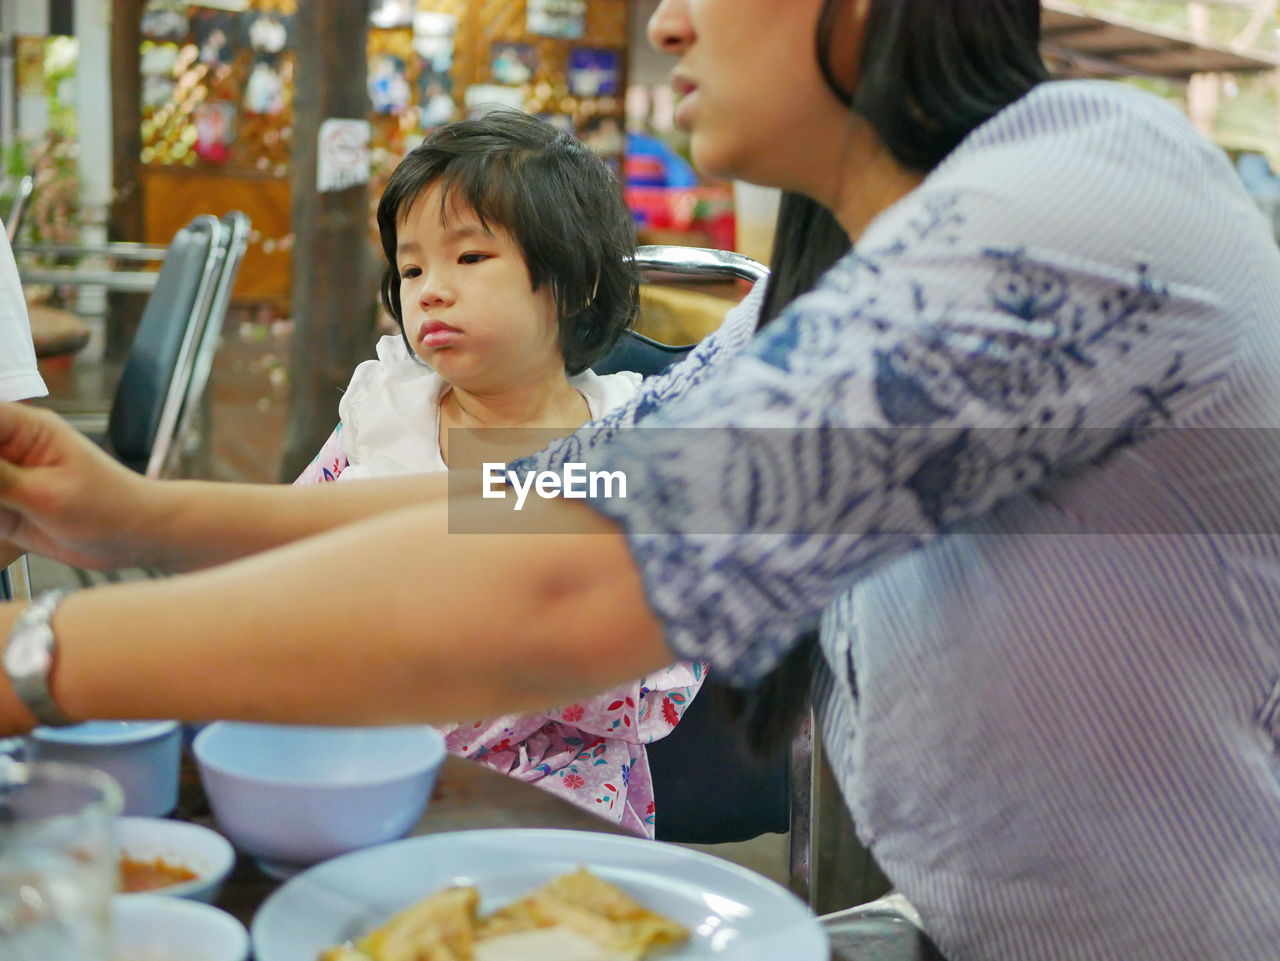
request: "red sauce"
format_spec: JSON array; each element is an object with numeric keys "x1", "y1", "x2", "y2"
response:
[{"x1": 119, "y1": 855, "x2": 199, "y2": 893}]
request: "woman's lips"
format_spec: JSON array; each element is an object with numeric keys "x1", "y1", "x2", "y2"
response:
[
  {"x1": 672, "y1": 75, "x2": 697, "y2": 131},
  {"x1": 674, "y1": 90, "x2": 698, "y2": 132},
  {"x1": 671, "y1": 74, "x2": 696, "y2": 97},
  {"x1": 418, "y1": 321, "x2": 461, "y2": 349}
]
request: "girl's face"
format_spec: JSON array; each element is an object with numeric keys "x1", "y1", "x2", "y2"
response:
[
  {"x1": 646, "y1": 0, "x2": 862, "y2": 198},
  {"x1": 395, "y1": 185, "x2": 562, "y2": 392}
]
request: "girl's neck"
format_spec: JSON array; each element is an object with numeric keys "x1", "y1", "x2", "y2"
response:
[{"x1": 440, "y1": 371, "x2": 589, "y2": 431}]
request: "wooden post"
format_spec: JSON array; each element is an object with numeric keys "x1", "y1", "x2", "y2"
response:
[
  {"x1": 279, "y1": 0, "x2": 376, "y2": 480},
  {"x1": 106, "y1": 0, "x2": 145, "y2": 362}
]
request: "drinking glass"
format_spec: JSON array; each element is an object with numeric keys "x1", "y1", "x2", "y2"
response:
[{"x1": 0, "y1": 760, "x2": 123, "y2": 961}]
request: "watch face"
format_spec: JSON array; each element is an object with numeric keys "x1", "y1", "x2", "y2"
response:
[{"x1": 5, "y1": 629, "x2": 48, "y2": 677}]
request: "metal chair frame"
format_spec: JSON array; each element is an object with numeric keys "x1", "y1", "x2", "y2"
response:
[
  {"x1": 167, "y1": 212, "x2": 251, "y2": 474},
  {"x1": 130, "y1": 214, "x2": 227, "y2": 479},
  {"x1": 6, "y1": 212, "x2": 251, "y2": 598},
  {"x1": 634, "y1": 244, "x2": 771, "y2": 287},
  {"x1": 5, "y1": 175, "x2": 33, "y2": 244}
]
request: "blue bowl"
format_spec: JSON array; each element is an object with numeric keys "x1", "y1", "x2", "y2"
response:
[
  {"x1": 29, "y1": 721, "x2": 181, "y2": 817},
  {"x1": 192, "y1": 723, "x2": 445, "y2": 878}
]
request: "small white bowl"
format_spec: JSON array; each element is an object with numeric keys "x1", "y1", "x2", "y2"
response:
[
  {"x1": 116, "y1": 817, "x2": 237, "y2": 902},
  {"x1": 30, "y1": 720, "x2": 182, "y2": 816},
  {"x1": 193, "y1": 723, "x2": 445, "y2": 878},
  {"x1": 111, "y1": 893, "x2": 249, "y2": 961}
]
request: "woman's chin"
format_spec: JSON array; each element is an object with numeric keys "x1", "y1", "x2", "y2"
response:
[{"x1": 688, "y1": 140, "x2": 739, "y2": 184}]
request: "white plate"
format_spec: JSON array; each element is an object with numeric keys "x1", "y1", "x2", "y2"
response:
[{"x1": 252, "y1": 828, "x2": 827, "y2": 961}]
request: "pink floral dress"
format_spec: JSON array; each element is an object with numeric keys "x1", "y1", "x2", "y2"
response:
[{"x1": 294, "y1": 345, "x2": 705, "y2": 837}]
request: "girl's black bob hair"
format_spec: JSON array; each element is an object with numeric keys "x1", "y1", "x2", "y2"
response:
[{"x1": 377, "y1": 110, "x2": 638, "y2": 376}]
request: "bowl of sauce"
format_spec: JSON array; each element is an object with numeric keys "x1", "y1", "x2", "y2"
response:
[{"x1": 115, "y1": 817, "x2": 236, "y2": 902}]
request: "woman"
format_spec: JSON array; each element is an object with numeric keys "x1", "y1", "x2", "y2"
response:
[{"x1": 4, "y1": 2, "x2": 1280, "y2": 958}]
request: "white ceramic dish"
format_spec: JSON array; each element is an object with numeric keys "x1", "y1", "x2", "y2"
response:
[
  {"x1": 111, "y1": 893, "x2": 249, "y2": 961},
  {"x1": 30, "y1": 721, "x2": 181, "y2": 817},
  {"x1": 193, "y1": 723, "x2": 445, "y2": 879},
  {"x1": 252, "y1": 828, "x2": 827, "y2": 961},
  {"x1": 115, "y1": 816, "x2": 237, "y2": 902}
]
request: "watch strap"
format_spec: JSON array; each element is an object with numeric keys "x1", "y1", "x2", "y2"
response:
[{"x1": 4, "y1": 589, "x2": 75, "y2": 727}]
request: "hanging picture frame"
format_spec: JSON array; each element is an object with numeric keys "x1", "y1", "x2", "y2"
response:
[
  {"x1": 194, "y1": 101, "x2": 237, "y2": 164},
  {"x1": 490, "y1": 43, "x2": 537, "y2": 87},
  {"x1": 141, "y1": 74, "x2": 178, "y2": 110},
  {"x1": 369, "y1": 0, "x2": 414, "y2": 30},
  {"x1": 413, "y1": 11, "x2": 457, "y2": 73},
  {"x1": 369, "y1": 52, "x2": 412, "y2": 115},
  {"x1": 568, "y1": 48, "x2": 620, "y2": 97},
  {"x1": 527, "y1": 0, "x2": 586, "y2": 40},
  {"x1": 417, "y1": 67, "x2": 456, "y2": 128},
  {"x1": 192, "y1": 9, "x2": 239, "y2": 67},
  {"x1": 244, "y1": 57, "x2": 286, "y2": 115},
  {"x1": 141, "y1": 1, "x2": 190, "y2": 42},
  {"x1": 140, "y1": 41, "x2": 180, "y2": 77},
  {"x1": 243, "y1": 10, "x2": 291, "y2": 56}
]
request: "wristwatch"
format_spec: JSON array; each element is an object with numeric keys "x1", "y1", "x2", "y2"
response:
[{"x1": 3, "y1": 590, "x2": 75, "y2": 727}]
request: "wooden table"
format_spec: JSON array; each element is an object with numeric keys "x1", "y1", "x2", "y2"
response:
[
  {"x1": 28, "y1": 303, "x2": 90, "y2": 361},
  {"x1": 199, "y1": 756, "x2": 943, "y2": 960}
]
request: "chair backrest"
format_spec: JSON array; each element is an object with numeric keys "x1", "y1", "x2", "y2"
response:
[
  {"x1": 591, "y1": 329, "x2": 693, "y2": 377},
  {"x1": 589, "y1": 245, "x2": 798, "y2": 846},
  {"x1": 591, "y1": 244, "x2": 769, "y2": 378},
  {"x1": 648, "y1": 682, "x2": 795, "y2": 843},
  {"x1": 167, "y1": 210, "x2": 252, "y2": 473},
  {"x1": 108, "y1": 215, "x2": 225, "y2": 475},
  {"x1": 1, "y1": 554, "x2": 31, "y2": 602}
]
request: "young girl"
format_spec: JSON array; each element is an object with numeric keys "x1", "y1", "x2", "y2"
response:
[{"x1": 296, "y1": 111, "x2": 703, "y2": 838}]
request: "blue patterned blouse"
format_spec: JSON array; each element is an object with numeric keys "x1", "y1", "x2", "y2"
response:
[{"x1": 523, "y1": 81, "x2": 1280, "y2": 960}]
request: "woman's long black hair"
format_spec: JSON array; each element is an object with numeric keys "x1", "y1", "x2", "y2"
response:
[{"x1": 719, "y1": 0, "x2": 1049, "y2": 757}]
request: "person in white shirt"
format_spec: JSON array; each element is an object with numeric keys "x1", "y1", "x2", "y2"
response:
[{"x1": 0, "y1": 227, "x2": 46, "y2": 403}]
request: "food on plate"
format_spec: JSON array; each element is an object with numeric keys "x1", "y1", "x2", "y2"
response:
[
  {"x1": 318, "y1": 867, "x2": 689, "y2": 961},
  {"x1": 118, "y1": 854, "x2": 200, "y2": 893}
]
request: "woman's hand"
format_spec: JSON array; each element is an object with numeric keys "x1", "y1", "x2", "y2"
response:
[
  {"x1": 0, "y1": 404, "x2": 163, "y2": 570},
  {"x1": 0, "y1": 404, "x2": 477, "y2": 575}
]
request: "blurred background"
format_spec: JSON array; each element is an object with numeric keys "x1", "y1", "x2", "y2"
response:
[{"x1": 9, "y1": 0, "x2": 1280, "y2": 485}]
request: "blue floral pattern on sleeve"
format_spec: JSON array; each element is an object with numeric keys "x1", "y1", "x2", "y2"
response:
[{"x1": 577, "y1": 189, "x2": 1224, "y2": 684}]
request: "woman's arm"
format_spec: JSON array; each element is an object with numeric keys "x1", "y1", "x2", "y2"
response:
[
  {"x1": 0, "y1": 404, "x2": 455, "y2": 572},
  {"x1": 0, "y1": 492, "x2": 667, "y2": 733},
  {"x1": 0, "y1": 286, "x2": 765, "y2": 574}
]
